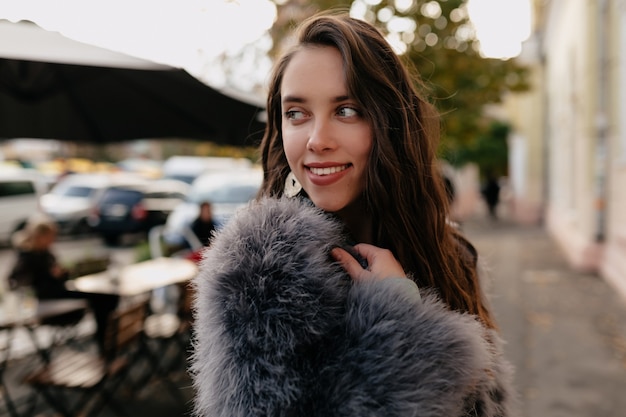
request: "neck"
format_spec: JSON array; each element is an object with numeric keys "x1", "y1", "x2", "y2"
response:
[{"x1": 333, "y1": 196, "x2": 374, "y2": 245}]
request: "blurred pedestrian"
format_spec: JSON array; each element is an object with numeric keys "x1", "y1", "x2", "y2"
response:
[
  {"x1": 192, "y1": 12, "x2": 515, "y2": 417},
  {"x1": 482, "y1": 172, "x2": 501, "y2": 220},
  {"x1": 190, "y1": 201, "x2": 216, "y2": 247},
  {"x1": 8, "y1": 215, "x2": 119, "y2": 355}
]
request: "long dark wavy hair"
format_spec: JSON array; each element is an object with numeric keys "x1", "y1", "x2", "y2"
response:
[{"x1": 258, "y1": 12, "x2": 496, "y2": 329}]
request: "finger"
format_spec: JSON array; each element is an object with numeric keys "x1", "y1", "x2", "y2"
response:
[
  {"x1": 331, "y1": 247, "x2": 368, "y2": 281},
  {"x1": 351, "y1": 243, "x2": 377, "y2": 261},
  {"x1": 352, "y1": 243, "x2": 406, "y2": 278}
]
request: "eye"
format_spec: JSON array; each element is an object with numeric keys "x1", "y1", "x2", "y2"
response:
[
  {"x1": 337, "y1": 106, "x2": 360, "y2": 118},
  {"x1": 284, "y1": 109, "x2": 306, "y2": 121}
]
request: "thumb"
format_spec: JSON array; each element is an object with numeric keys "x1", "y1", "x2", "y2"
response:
[{"x1": 331, "y1": 247, "x2": 369, "y2": 281}]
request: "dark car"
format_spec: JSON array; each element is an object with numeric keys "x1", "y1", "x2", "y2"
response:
[
  {"x1": 89, "y1": 179, "x2": 189, "y2": 245},
  {"x1": 40, "y1": 173, "x2": 121, "y2": 235}
]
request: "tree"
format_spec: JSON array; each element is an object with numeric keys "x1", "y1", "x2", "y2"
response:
[
  {"x1": 268, "y1": 0, "x2": 529, "y2": 169},
  {"x1": 457, "y1": 120, "x2": 510, "y2": 178}
]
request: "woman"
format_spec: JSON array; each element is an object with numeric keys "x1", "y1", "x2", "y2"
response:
[
  {"x1": 191, "y1": 12, "x2": 514, "y2": 417},
  {"x1": 9, "y1": 216, "x2": 119, "y2": 354}
]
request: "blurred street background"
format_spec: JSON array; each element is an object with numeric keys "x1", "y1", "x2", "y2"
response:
[{"x1": 2, "y1": 0, "x2": 626, "y2": 416}]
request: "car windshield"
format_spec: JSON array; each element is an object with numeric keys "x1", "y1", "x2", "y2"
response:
[
  {"x1": 101, "y1": 188, "x2": 142, "y2": 204},
  {"x1": 145, "y1": 191, "x2": 186, "y2": 199},
  {"x1": 189, "y1": 184, "x2": 258, "y2": 205},
  {"x1": 53, "y1": 185, "x2": 96, "y2": 198},
  {"x1": 165, "y1": 174, "x2": 196, "y2": 184}
]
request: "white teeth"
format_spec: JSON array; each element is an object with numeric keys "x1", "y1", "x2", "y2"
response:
[{"x1": 309, "y1": 165, "x2": 348, "y2": 176}]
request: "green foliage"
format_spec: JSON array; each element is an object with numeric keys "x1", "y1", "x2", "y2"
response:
[
  {"x1": 269, "y1": 0, "x2": 529, "y2": 171},
  {"x1": 268, "y1": 0, "x2": 353, "y2": 57},
  {"x1": 454, "y1": 120, "x2": 510, "y2": 177},
  {"x1": 134, "y1": 240, "x2": 154, "y2": 263},
  {"x1": 133, "y1": 239, "x2": 185, "y2": 263}
]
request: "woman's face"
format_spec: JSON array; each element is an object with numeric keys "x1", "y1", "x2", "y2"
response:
[
  {"x1": 280, "y1": 46, "x2": 373, "y2": 213},
  {"x1": 33, "y1": 229, "x2": 55, "y2": 250},
  {"x1": 200, "y1": 203, "x2": 212, "y2": 221}
]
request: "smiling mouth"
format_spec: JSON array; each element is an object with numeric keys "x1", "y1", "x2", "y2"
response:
[{"x1": 308, "y1": 164, "x2": 350, "y2": 176}]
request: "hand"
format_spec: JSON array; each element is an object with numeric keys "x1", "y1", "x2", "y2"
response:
[{"x1": 331, "y1": 243, "x2": 406, "y2": 282}]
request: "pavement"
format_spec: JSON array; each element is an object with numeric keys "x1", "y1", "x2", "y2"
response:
[
  {"x1": 1, "y1": 206, "x2": 626, "y2": 416},
  {"x1": 463, "y1": 209, "x2": 626, "y2": 417}
]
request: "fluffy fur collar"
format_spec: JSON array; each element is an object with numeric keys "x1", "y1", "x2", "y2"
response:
[{"x1": 191, "y1": 197, "x2": 515, "y2": 417}]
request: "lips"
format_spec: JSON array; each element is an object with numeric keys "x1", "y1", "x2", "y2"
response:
[{"x1": 305, "y1": 163, "x2": 351, "y2": 186}]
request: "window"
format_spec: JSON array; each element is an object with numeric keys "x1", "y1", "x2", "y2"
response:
[
  {"x1": 62, "y1": 186, "x2": 96, "y2": 198},
  {"x1": 0, "y1": 181, "x2": 36, "y2": 197}
]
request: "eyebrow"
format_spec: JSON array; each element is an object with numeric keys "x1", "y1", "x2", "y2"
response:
[{"x1": 282, "y1": 94, "x2": 351, "y2": 105}]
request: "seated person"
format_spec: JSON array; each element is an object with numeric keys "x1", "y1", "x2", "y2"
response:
[
  {"x1": 9, "y1": 216, "x2": 119, "y2": 354},
  {"x1": 190, "y1": 201, "x2": 216, "y2": 247}
]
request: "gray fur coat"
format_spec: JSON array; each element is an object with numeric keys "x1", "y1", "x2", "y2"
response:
[{"x1": 191, "y1": 197, "x2": 515, "y2": 417}]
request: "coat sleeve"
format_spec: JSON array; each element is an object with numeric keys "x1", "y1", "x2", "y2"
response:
[
  {"x1": 316, "y1": 282, "x2": 516, "y2": 417},
  {"x1": 190, "y1": 197, "x2": 352, "y2": 417}
]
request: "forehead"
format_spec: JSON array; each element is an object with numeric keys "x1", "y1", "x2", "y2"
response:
[{"x1": 281, "y1": 46, "x2": 346, "y2": 96}]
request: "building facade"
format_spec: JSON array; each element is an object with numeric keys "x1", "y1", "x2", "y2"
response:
[{"x1": 507, "y1": 0, "x2": 626, "y2": 297}]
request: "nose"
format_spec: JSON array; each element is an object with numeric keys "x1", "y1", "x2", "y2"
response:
[{"x1": 307, "y1": 118, "x2": 336, "y2": 152}]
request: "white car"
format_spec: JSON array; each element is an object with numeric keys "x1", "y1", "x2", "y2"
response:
[
  {"x1": 163, "y1": 168, "x2": 263, "y2": 246},
  {"x1": 0, "y1": 168, "x2": 47, "y2": 245},
  {"x1": 162, "y1": 156, "x2": 252, "y2": 185}
]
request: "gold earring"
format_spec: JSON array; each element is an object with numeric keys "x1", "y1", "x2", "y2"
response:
[{"x1": 284, "y1": 171, "x2": 302, "y2": 198}]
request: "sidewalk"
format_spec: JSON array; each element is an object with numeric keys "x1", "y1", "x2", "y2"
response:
[{"x1": 463, "y1": 211, "x2": 626, "y2": 417}]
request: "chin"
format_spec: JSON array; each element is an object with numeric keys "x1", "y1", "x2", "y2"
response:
[{"x1": 307, "y1": 195, "x2": 350, "y2": 213}]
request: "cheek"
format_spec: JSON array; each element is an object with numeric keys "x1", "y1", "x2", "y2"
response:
[
  {"x1": 353, "y1": 128, "x2": 373, "y2": 163},
  {"x1": 282, "y1": 127, "x2": 306, "y2": 166},
  {"x1": 353, "y1": 130, "x2": 373, "y2": 184}
]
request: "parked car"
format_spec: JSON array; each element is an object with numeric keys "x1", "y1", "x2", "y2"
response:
[
  {"x1": 163, "y1": 169, "x2": 263, "y2": 247},
  {"x1": 39, "y1": 173, "x2": 121, "y2": 235},
  {"x1": 0, "y1": 169, "x2": 47, "y2": 245},
  {"x1": 161, "y1": 156, "x2": 252, "y2": 184},
  {"x1": 89, "y1": 178, "x2": 189, "y2": 245}
]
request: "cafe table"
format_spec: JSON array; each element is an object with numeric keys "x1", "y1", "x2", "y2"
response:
[
  {"x1": 63, "y1": 256, "x2": 199, "y2": 407},
  {"x1": 0, "y1": 297, "x2": 88, "y2": 417},
  {"x1": 65, "y1": 257, "x2": 199, "y2": 297}
]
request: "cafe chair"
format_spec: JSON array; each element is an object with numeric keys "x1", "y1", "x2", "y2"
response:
[
  {"x1": 5, "y1": 285, "x2": 89, "y2": 363},
  {"x1": 26, "y1": 299, "x2": 90, "y2": 365},
  {"x1": 23, "y1": 256, "x2": 110, "y2": 360},
  {"x1": 137, "y1": 281, "x2": 194, "y2": 403},
  {"x1": 23, "y1": 299, "x2": 149, "y2": 417}
]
